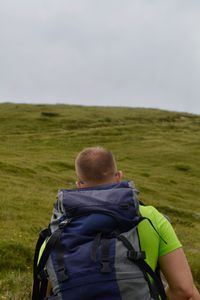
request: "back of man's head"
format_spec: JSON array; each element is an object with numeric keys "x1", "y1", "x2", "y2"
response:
[{"x1": 75, "y1": 146, "x2": 119, "y2": 186}]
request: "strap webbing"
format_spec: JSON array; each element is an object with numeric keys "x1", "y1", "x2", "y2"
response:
[
  {"x1": 36, "y1": 228, "x2": 62, "y2": 274},
  {"x1": 117, "y1": 234, "x2": 167, "y2": 300},
  {"x1": 91, "y1": 232, "x2": 102, "y2": 262},
  {"x1": 32, "y1": 227, "x2": 64, "y2": 300},
  {"x1": 54, "y1": 237, "x2": 69, "y2": 282},
  {"x1": 100, "y1": 238, "x2": 111, "y2": 273},
  {"x1": 32, "y1": 228, "x2": 50, "y2": 300}
]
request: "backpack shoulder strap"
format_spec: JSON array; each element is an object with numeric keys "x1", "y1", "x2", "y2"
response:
[
  {"x1": 117, "y1": 234, "x2": 167, "y2": 300},
  {"x1": 32, "y1": 219, "x2": 72, "y2": 300},
  {"x1": 32, "y1": 228, "x2": 51, "y2": 300}
]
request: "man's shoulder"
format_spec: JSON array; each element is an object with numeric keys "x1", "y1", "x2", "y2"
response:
[
  {"x1": 138, "y1": 204, "x2": 169, "y2": 232},
  {"x1": 139, "y1": 204, "x2": 161, "y2": 219}
]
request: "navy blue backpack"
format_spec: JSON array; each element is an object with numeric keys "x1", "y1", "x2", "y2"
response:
[{"x1": 32, "y1": 181, "x2": 166, "y2": 300}]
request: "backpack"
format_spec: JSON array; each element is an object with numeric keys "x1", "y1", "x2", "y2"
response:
[{"x1": 32, "y1": 181, "x2": 166, "y2": 300}]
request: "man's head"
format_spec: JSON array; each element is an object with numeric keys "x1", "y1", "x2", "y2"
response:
[{"x1": 75, "y1": 146, "x2": 123, "y2": 188}]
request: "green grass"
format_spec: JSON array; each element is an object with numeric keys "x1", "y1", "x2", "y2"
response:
[{"x1": 0, "y1": 103, "x2": 200, "y2": 298}]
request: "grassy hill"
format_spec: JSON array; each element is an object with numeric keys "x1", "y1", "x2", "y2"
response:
[{"x1": 0, "y1": 103, "x2": 199, "y2": 299}]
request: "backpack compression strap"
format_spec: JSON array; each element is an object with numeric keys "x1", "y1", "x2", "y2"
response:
[{"x1": 117, "y1": 234, "x2": 167, "y2": 300}]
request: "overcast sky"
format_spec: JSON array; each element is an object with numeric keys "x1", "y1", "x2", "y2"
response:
[{"x1": 0, "y1": 0, "x2": 200, "y2": 114}]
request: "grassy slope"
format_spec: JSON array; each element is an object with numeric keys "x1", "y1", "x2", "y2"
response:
[{"x1": 0, "y1": 103, "x2": 199, "y2": 299}]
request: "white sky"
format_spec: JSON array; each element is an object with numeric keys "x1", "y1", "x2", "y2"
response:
[{"x1": 0, "y1": 0, "x2": 200, "y2": 114}]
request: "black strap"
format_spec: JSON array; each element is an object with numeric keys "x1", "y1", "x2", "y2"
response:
[
  {"x1": 117, "y1": 234, "x2": 167, "y2": 300},
  {"x1": 91, "y1": 232, "x2": 102, "y2": 262},
  {"x1": 33, "y1": 228, "x2": 50, "y2": 277},
  {"x1": 136, "y1": 258, "x2": 166, "y2": 299},
  {"x1": 36, "y1": 228, "x2": 62, "y2": 274},
  {"x1": 32, "y1": 227, "x2": 64, "y2": 300},
  {"x1": 100, "y1": 238, "x2": 111, "y2": 273},
  {"x1": 32, "y1": 228, "x2": 51, "y2": 300},
  {"x1": 54, "y1": 237, "x2": 69, "y2": 282},
  {"x1": 38, "y1": 277, "x2": 48, "y2": 300},
  {"x1": 117, "y1": 234, "x2": 146, "y2": 260}
]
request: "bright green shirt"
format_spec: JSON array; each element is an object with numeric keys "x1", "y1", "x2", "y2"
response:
[{"x1": 138, "y1": 205, "x2": 182, "y2": 271}]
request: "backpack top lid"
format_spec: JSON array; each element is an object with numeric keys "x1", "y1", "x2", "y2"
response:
[{"x1": 54, "y1": 181, "x2": 141, "y2": 233}]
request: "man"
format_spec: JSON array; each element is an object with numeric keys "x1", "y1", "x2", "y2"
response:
[
  {"x1": 74, "y1": 146, "x2": 200, "y2": 300},
  {"x1": 34, "y1": 146, "x2": 200, "y2": 300}
]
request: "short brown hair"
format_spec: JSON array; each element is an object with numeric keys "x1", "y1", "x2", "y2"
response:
[{"x1": 75, "y1": 146, "x2": 117, "y2": 183}]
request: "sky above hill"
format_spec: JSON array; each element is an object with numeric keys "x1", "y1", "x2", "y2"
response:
[{"x1": 0, "y1": 0, "x2": 200, "y2": 114}]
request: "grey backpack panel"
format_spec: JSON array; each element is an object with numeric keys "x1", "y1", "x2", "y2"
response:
[{"x1": 115, "y1": 227, "x2": 152, "y2": 300}]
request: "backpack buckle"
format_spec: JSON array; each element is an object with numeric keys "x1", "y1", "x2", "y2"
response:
[
  {"x1": 127, "y1": 250, "x2": 146, "y2": 261},
  {"x1": 57, "y1": 267, "x2": 69, "y2": 282},
  {"x1": 37, "y1": 269, "x2": 48, "y2": 281},
  {"x1": 59, "y1": 218, "x2": 72, "y2": 229},
  {"x1": 101, "y1": 260, "x2": 111, "y2": 273}
]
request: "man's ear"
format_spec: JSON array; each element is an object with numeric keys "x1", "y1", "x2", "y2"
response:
[
  {"x1": 76, "y1": 181, "x2": 82, "y2": 188},
  {"x1": 115, "y1": 170, "x2": 123, "y2": 182}
]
